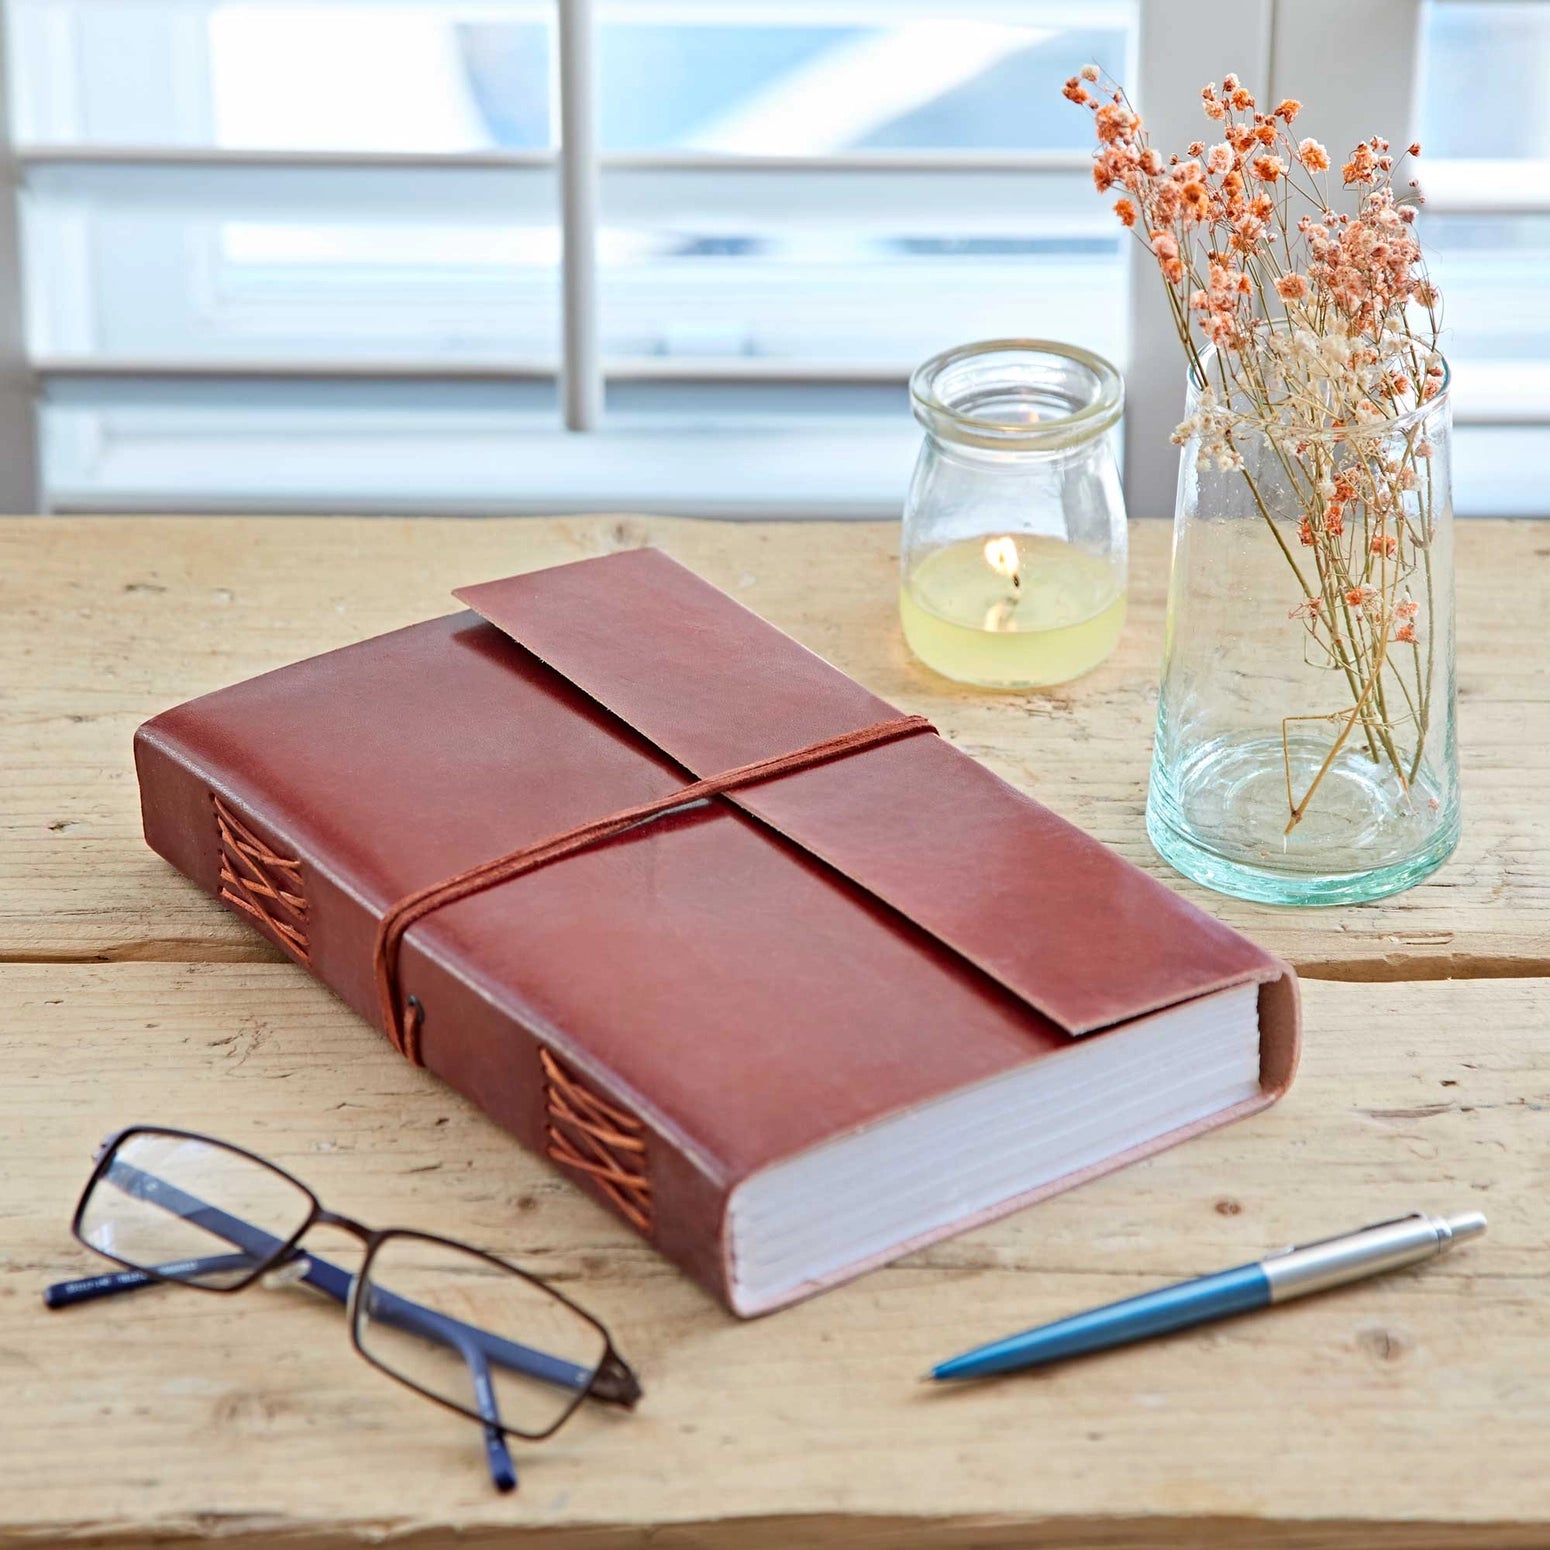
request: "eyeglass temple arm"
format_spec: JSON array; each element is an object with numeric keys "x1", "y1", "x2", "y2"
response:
[
  {"x1": 44, "y1": 1254, "x2": 259, "y2": 1307},
  {"x1": 456, "y1": 1342, "x2": 518, "y2": 1493},
  {"x1": 45, "y1": 1241, "x2": 599, "y2": 1403},
  {"x1": 44, "y1": 1160, "x2": 607, "y2": 1403},
  {"x1": 46, "y1": 1255, "x2": 518, "y2": 1497}
]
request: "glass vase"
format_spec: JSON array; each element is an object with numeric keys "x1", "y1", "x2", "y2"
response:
[{"x1": 1146, "y1": 366, "x2": 1459, "y2": 905}]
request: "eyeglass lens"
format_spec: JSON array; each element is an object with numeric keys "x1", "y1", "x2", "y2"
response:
[
  {"x1": 78, "y1": 1131, "x2": 312, "y2": 1289},
  {"x1": 357, "y1": 1232, "x2": 606, "y2": 1435}
]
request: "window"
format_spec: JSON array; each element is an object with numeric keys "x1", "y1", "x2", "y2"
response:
[
  {"x1": 14, "y1": 0, "x2": 1136, "y2": 513},
  {"x1": 1415, "y1": 0, "x2": 1550, "y2": 514},
  {"x1": 4, "y1": 0, "x2": 1546, "y2": 515}
]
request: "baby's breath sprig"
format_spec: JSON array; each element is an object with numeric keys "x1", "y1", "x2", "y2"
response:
[{"x1": 1066, "y1": 66, "x2": 1443, "y2": 829}]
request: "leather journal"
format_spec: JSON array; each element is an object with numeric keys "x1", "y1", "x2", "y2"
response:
[{"x1": 135, "y1": 547, "x2": 1300, "y2": 1315}]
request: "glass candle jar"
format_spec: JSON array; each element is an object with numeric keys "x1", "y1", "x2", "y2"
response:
[{"x1": 900, "y1": 340, "x2": 1128, "y2": 689}]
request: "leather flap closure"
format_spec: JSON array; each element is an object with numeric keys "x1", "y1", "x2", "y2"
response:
[{"x1": 455, "y1": 548, "x2": 1279, "y2": 1038}]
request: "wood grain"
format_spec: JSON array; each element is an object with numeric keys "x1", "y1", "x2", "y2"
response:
[
  {"x1": 3, "y1": 516, "x2": 1549, "y2": 978},
  {"x1": 5, "y1": 514, "x2": 1549, "y2": 1547},
  {"x1": 3, "y1": 962, "x2": 1546, "y2": 1549}
]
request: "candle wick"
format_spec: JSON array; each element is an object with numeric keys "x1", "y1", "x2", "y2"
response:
[{"x1": 1011, "y1": 571, "x2": 1022, "y2": 591}]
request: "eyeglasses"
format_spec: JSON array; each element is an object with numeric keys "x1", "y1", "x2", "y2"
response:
[{"x1": 44, "y1": 1125, "x2": 641, "y2": 1492}]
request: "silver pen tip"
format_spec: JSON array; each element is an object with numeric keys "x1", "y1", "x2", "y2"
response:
[{"x1": 1443, "y1": 1211, "x2": 1488, "y2": 1243}]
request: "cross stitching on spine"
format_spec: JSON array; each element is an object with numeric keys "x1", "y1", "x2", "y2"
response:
[
  {"x1": 213, "y1": 792, "x2": 311, "y2": 967},
  {"x1": 540, "y1": 1047, "x2": 652, "y2": 1234}
]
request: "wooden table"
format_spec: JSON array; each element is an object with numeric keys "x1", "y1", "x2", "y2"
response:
[{"x1": 3, "y1": 515, "x2": 1548, "y2": 1549}]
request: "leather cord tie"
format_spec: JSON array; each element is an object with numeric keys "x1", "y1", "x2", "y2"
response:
[{"x1": 373, "y1": 713, "x2": 936, "y2": 1065}]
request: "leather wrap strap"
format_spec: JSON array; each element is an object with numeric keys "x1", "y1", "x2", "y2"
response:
[{"x1": 373, "y1": 713, "x2": 936, "y2": 1065}]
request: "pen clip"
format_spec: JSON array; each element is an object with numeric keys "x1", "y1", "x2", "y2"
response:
[{"x1": 1264, "y1": 1210, "x2": 1429, "y2": 1260}]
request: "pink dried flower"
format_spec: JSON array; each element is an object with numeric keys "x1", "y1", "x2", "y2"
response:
[
  {"x1": 1343, "y1": 142, "x2": 1379, "y2": 184},
  {"x1": 1179, "y1": 178, "x2": 1212, "y2": 220},
  {"x1": 1149, "y1": 228, "x2": 1184, "y2": 284},
  {"x1": 1095, "y1": 101, "x2": 1139, "y2": 144},
  {"x1": 1296, "y1": 138, "x2": 1330, "y2": 172}
]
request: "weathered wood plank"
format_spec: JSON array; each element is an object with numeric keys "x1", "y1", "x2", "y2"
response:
[
  {"x1": 3, "y1": 516, "x2": 1546, "y2": 977},
  {"x1": 1, "y1": 962, "x2": 1545, "y2": 1547}
]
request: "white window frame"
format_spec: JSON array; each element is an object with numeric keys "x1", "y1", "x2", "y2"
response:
[
  {"x1": 0, "y1": 2, "x2": 36, "y2": 509},
  {"x1": 0, "y1": 0, "x2": 1540, "y2": 515}
]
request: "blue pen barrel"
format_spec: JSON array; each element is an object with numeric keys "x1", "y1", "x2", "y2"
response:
[{"x1": 932, "y1": 1262, "x2": 1271, "y2": 1380}]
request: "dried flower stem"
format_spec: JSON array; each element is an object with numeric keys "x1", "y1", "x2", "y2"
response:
[{"x1": 1284, "y1": 626, "x2": 1391, "y2": 832}]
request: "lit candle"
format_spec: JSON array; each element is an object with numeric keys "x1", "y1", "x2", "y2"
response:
[
  {"x1": 980, "y1": 536, "x2": 1023, "y2": 632},
  {"x1": 900, "y1": 533, "x2": 1125, "y2": 689},
  {"x1": 899, "y1": 339, "x2": 1129, "y2": 689}
]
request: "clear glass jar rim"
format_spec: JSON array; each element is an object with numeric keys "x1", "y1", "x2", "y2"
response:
[
  {"x1": 1187, "y1": 344, "x2": 1451, "y2": 441},
  {"x1": 910, "y1": 338, "x2": 1125, "y2": 449}
]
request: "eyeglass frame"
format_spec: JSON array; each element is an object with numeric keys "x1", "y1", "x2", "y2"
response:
[{"x1": 55, "y1": 1124, "x2": 641, "y2": 1452}]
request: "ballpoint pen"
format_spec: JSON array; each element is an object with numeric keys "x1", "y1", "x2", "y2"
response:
[{"x1": 929, "y1": 1209, "x2": 1486, "y2": 1383}]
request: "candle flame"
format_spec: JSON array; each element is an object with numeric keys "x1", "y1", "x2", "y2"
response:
[
  {"x1": 982, "y1": 536, "x2": 1022, "y2": 632},
  {"x1": 983, "y1": 536, "x2": 1021, "y2": 580}
]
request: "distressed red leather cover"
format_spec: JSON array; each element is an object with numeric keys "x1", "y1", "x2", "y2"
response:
[{"x1": 134, "y1": 547, "x2": 1299, "y2": 1314}]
